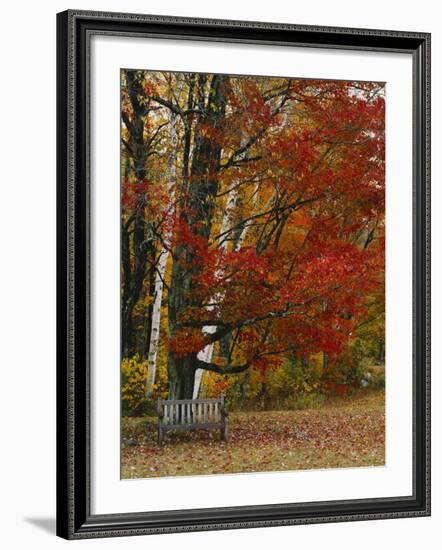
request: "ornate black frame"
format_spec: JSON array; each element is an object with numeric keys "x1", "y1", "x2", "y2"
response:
[{"x1": 56, "y1": 9, "x2": 431, "y2": 539}]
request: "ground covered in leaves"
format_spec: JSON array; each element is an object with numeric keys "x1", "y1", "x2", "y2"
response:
[{"x1": 121, "y1": 390, "x2": 385, "y2": 479}]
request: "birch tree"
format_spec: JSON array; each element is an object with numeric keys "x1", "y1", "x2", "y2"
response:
[
  {"x1": 145, "y1": 111, "x2": 178, "y2": 395},
  {"x1": 193, "y1": 185, "x2": 240, "y2": 398}
]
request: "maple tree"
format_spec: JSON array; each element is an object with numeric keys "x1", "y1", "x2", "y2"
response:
[{"x1": 121, "y1": 69, "x2": 385, "y2": 401}]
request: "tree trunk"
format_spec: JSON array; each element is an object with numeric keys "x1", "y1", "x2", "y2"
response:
[
  {"x1": 193, "y1": 169, "x2": 257, "y2": 397},
  {"x1": 145, "y1": 112, "x2": 177, "y2": 395},
  {"x1": 167, "y1": 75, "x2": 228, "y2": 399},
  {"x1": 121, "y1": 70, "x2": 151, "y2": 358},
  {"x1": 145, "y1": 249, "x2": 169, "y2": 394},
  {"x1": 167, "y1": 354, "x2": 197, "y2": 400},
  {"x1": 378, "y1": 338, "x2": 385, "y2": 363},
  {"x1": 192, "y1": 185, "x2": 245, "y2": 392},
  {"x1": 193, "y1": 185, "x2": 238, "y2": 398},
  {"x1": 121, "y1": 213, "x2": 149, "y2": 357}
]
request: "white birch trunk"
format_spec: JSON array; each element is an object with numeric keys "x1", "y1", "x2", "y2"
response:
[
  {"x1": 145, "y1": 112, "x2": 177, "y2": 396},
  {"x1": 193, "y1": 169, "x2": 261, "y2": 397},
  {"x1": 194, "y1": 183, "x2": 257, "y2": 400},
  {"x1": 193, "y1": 181, "x2": 262, "y2": 397},
  {"x1": 193, "y1": 186, "x2": 238, "y2": 398},
  {"x1": 145, "y1": 249, "x2": 169, "y2": 395},
  {"x1": 233, "y1": 182, "x2": 259, "y2": 251}
]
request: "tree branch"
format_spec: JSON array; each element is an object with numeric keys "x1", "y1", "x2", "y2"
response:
[{"x1": 195, "y1": 358, "x2": 250, "y2": 375}]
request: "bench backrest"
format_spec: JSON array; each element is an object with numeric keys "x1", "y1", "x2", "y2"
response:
[{"x1": 158, "y1": 397, "x2": 225, "y2": 427}]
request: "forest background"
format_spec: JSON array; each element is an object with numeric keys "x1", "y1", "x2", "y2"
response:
[{"x1": 120, "y1": 69, "x2": 385, "y2": 418}]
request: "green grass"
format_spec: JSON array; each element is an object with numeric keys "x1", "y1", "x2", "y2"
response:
[{"x1": 121, "y1": 390, "x2": 385, "y2": 479}]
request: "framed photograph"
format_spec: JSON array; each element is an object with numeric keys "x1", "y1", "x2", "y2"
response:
[{"x1": 56, "y1": 9, "x2": 430, "y2": 539}]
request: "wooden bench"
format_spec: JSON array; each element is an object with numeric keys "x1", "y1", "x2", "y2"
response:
[{"x1": 157, "y1": 397, "x2": 228, "y2": 445}]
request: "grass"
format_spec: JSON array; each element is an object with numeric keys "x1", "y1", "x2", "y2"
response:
[{"x1": 121, "y1": 390, "x2": 385, "y2": 479}]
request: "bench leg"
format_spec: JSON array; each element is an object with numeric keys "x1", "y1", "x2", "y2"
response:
[{"x1": 221, "y1": 422, "x2": 228, "y2": 442}]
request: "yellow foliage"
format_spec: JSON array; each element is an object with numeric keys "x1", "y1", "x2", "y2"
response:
[
  {"x1": 121, "y1": 356, "x2": 148, "y2": 415},
  {"x1": 121, "y1": 354, "x2": 169, "y2": 415}
]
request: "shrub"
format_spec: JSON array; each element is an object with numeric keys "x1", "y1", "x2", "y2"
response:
[
  {"x1": 121, "y1": 355, "x2": 149, "y2": 416},
  {"x1": 121, "y1": 354, "x2": 169, "y2": 416}
]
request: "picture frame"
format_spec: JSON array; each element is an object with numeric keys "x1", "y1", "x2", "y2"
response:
[{"x1": 56, "y1": 9, "x2": 431, "y2": 539}]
